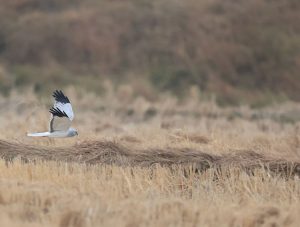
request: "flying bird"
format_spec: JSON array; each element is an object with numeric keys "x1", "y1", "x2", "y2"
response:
[{"x1": 27, "y1": 90, "x2": 78, "y2": 138}]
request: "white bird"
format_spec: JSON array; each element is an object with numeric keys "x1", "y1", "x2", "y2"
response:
[{"x1": 27, "y1": 90, "x2": 78, "y2": 138}]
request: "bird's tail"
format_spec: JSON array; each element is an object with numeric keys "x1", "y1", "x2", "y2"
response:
[{"x1": 27, "y1": 132, "x2": 51, "y2": 137}]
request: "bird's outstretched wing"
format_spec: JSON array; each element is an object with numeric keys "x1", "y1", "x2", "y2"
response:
[{"x1": 49, "y1": 90, "x2": 74, "y2": 132}]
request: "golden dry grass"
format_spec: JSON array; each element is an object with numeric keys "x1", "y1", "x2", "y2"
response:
[
  {"x1": 0, "y1": 160, "x2": 300, "y2": 227},
  {"x1": 0, "y1": 89, "x2": 300, "y2": 226}
]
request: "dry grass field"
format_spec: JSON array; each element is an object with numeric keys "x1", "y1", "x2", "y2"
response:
[
  {"x1": 0, "y1": 1, "x2": 299, "y2": 226},
  {"x1": 0, "y1": 88, "x2": 300, "y2": 226}
]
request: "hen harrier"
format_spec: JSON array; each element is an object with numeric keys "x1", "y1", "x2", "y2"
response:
[{"x1": 27, "y1": 90, "x2": 78, "y2": 138}]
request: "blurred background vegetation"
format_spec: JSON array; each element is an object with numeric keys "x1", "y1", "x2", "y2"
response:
[{"x1": 0, "y1": 0, "x2": 299, "y2": 106}]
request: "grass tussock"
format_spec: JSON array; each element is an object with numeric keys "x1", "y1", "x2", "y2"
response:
[{"x1": 1, "y1": 139, "x2": 300, "y2": 178}]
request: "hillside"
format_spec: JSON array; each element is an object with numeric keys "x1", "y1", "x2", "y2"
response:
[{"x1": 0, "y1": 0, "x2": 300, "y2": 105}]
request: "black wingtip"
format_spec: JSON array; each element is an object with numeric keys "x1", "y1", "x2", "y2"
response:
[
  {"x1": 49, "y1": 107, "x2": 68, "y2": 118},
  {"x1": 52, "y1": 90, "x2": 70, "y2": 104}
]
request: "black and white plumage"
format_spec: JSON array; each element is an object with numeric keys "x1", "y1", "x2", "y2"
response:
[{"x1": 27, "y1": 90, "x2": 78, "y2": 138}]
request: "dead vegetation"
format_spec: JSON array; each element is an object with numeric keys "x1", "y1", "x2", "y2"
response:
[{"x1": 1, "y1": 139, "x2": 300, "y2": 178}]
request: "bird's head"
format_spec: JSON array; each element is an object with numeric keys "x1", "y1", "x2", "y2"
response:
[{"x1": 68, "y1": 128, "x2": 78, "y2": 137}]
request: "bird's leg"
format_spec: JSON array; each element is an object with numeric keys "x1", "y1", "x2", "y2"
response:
[{"x1": 47, "y1": 138, "x2": 55, "y2": 146}]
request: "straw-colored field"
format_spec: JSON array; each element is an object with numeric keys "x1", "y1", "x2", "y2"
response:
[{"x1": 0, "y1": 89, "x2": 300, "y2": 226}]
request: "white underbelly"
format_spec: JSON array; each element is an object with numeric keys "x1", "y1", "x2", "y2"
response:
[{"x1": 48, "y1": 131, "x2": 69, "y2": 138}]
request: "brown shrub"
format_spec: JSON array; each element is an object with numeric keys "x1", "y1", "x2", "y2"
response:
[{"x1": 0, "y1": 0, "x2": 299, "y2": 103}]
